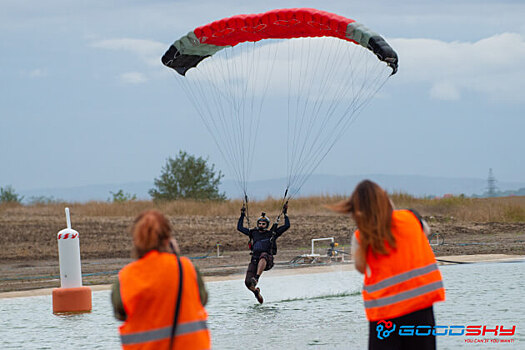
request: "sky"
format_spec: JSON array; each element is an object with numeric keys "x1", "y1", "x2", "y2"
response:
[{"x1": 1, "y1": 0, "x2": 524, "y2": 193}]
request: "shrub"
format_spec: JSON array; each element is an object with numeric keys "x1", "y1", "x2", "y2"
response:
[
  {"x1": 0, "y1": 185, "x2": 23, "y2": 204},
  {"x1": 149, "y1": 151, "x2": 226, "y2": 201},
  {"x1": 109, "y1": 190, "x2": 137, "y2": 203}
]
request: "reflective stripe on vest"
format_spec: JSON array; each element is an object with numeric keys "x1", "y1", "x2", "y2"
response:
[
  {"x1": 364, "y1": 280, "x2": 444, "y2": 309},
  {"x1": 363, "y1": 262, "x2": 439, "y2": 294},
  {"x1": 120, "y1": 320, "x2": 208, "y2": 345}
]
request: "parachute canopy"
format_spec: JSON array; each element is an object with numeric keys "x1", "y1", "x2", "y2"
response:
[
  {"x1": 162, "y1": 8, "x2": 398, "y2": 75},
  {"x1": 162, "y1": 8, "x2": 398, "y2": 204}
]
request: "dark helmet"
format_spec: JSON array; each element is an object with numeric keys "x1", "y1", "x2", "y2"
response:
[{"x1": 256, "y1": 212, "x2": 270, "y2": 228}]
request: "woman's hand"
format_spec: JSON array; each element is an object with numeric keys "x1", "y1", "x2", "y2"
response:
[{"x1": 168, "y1": 238, "x2": 181, "y2": 255}]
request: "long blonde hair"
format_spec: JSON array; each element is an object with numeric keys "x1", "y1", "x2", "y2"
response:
[{"x1": 330, "y1": 180, "x2": 395, "y2": 255}]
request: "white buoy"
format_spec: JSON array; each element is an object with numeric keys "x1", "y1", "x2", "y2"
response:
[
  {"x1": 57, "y1": 208, "x2": 82, "y2": 288},
  {"x1": 52, "y1": 208, "x2": 91, "y2": 313}
]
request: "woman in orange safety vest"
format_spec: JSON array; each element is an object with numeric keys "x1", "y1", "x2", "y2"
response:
[
  {"x1": 111, "y1": 210, "x2": 211, "y2": 350},
  {"x1": 330, "y1": 180, "x2": 445, "y2": 350}
]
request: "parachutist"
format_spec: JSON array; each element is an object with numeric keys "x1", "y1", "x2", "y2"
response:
[{"x1": 237, "y1": 209, "x2": 290, "y2": 303}]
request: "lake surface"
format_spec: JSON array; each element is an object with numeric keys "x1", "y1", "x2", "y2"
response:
[{"x1": 1, "y1": 262, "x2": 523, "y2": 349}]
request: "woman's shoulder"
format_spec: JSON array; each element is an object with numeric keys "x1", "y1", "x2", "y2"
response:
[{"x1": 393, "y1": 208, "x2": 422, "y2": 222}]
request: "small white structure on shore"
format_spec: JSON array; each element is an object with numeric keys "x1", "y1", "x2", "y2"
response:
[{"x1": 52, "y1": 208, "x2": 92, "y2": 313}]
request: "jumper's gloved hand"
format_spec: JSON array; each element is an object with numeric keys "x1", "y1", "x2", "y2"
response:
[
  {"x1": 241, "y1": 206, "x2": 246, "y2": 215},
  {"x1": 282, "y1": 203, "x2": 288, "y2": 215}
]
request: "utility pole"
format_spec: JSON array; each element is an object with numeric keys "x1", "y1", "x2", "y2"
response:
[{"x1": 487, "y1": 168, "x2": 497, "y2": 197}]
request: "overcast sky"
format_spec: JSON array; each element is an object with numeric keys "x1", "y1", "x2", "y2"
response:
[{"x1": 1, "y1": 0, "x2": 524, "y2": 193}]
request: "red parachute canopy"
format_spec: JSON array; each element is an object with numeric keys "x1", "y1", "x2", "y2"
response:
[
  {"x1": 163, "y1": 8, "x2": 398, "y2": 75},
  {"x1": 194, "y1": 8, "x2": 357, "y2": 46}
]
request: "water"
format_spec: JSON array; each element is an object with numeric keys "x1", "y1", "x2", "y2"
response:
[{"x1": 1, "y1": 262, "x2": 523, "y2": 349}]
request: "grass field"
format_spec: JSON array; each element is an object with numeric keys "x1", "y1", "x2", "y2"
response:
[
  {"x1": 2, "y1": 193, "x2": 524, "y2": 221},
  {"x1": 0, "y1": 195, "x2": 523, "y2": 292}
]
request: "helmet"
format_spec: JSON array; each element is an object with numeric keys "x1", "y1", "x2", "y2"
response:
[{"x1": 256, "y1": 212, "x2": 270, "y2": 228}]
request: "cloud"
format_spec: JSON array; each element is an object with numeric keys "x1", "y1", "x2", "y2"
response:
[
  {"x1": 119, "y1": 72, "x2": 147, "y2": 84},
  {"x1": 91, "y1": 33, "x2": 525, "y2": 103},
  {"x1": 22, "y1": 68, "x2": 47, "y2": 78},
  {"x1": 90, "y1": 38, "x2": 165, "y2": 67},
  {"x1": 430, "y1": 82, "x2": 461, "y2": 101},
  {"x1": 390, "y1": 33, "x2": 525, "y2": 102}
]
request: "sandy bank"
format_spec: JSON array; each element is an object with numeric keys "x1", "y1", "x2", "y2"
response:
[{"x1": 1, "y1": 254, "x2": 523, "y2": 299}]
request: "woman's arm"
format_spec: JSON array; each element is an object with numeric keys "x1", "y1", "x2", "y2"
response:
[
  {"x1": 422, "y1": 219, "x2": 431, "y2": 236},
  {"x1": 351, "y1": 233, "x2": 367, "y2": 274},
  {"x1": 195, "y1": 267, "x2": 208, "y2": 306},
  {"x1": 111, "y1": 280, "x2": 126, "y2": 321}
]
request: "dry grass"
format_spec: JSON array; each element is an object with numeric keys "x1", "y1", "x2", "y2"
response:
[
  {"x1": 1, "y1": 194, "x2": 524, "y2": 222},
  {"x1": 0, "y1": 194, "x2": 523, "y2": 291},
  {"x1": 390, "y1": 194, "x2": 525, "y2": 222}
]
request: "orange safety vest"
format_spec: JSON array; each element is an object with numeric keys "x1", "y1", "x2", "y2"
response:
[
  {"x1": 119, "y1": 251, "x2": 211, "y2": 350},
  {"x1": 356, "y1": 210, "x2": 445, "y2": 321}
]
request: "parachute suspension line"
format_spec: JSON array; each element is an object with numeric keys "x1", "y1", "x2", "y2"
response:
[
  {"x1": 287, "y1": 38, "x2": 314, "y2": 190},
  {"x1": 288, "y1": 39, "x2": 360, "y2": 194},
  {"x1": 182, "y1": 64, "x2": 246, "y2": 195},
  {"x1": 287, "y1": 37, "x2": 344, "y2": 192},
  {"x1": 178, "y1": 41, "x2": 279, "y2": 198},
  {"x1": 286, "y1": 39, "x2": 298, "y2": 190},
  {"x1": 187, "y1": 64, "x2": 248, "y2": 196},
  {"x1": 289, "y1": 70, "x2": 388, "y2": 197},
  {"x1": 244, "y1": 41, "x2": 280, "y2": 196},
  {"x1": 226, "y1": 44, "x2": 255, "y2": 195},
  {"x1": 233, "y1": 44, "x2": 250, "y2": 194},
  {"x1": 285, "y1": 37, "x2": 339, "y2": 194},
  {"x1": 221, "y1": 47, "x2": 250, "y2": 193},
  {"x1": 281, "y1": 38, "x2": 392, "y2": 199},
  {"x1": 298, "y1": 71, "x2": 390, "y2": 196},
  {"x1": 286, "y1": 37, "x2": 342, "y2": 193},
  {"x1": 173, "y1": 71, "x2": 243, "y2": 195},
  {"x1": 275, "y1": 188, "x2": 289, "y2": 225},
  {"x1": 286, "y1": 38, "x2": 307, "y2": 191}
]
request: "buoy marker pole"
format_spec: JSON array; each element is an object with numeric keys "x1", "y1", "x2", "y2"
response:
[
  {"x1": 65, "y1": 207, "x2": 71, "y2": 229},
  {"x1": 52, "y1": 207, "x2": 92, "y2": 314}
]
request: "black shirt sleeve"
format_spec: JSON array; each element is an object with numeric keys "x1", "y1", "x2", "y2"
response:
[
  {"x1": 237, "y1": 214, "x2": 250, "y2": 236},
  {"x1": 273, "y1": 215, "x2": 290, "y2": 238}
]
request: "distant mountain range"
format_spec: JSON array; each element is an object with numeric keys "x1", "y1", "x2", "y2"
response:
[{"x1": 18, "y1": 174, "x2": 525, "y2": 203}]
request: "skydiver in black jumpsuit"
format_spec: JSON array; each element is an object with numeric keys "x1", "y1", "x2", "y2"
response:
[{"x1": 237, "y1": 205, "x2": 290, "y2": 303}]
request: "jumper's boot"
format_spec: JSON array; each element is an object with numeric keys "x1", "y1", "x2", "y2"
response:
[{"x1": 253, "y1": 287, "x2": 264, "y2": 304}]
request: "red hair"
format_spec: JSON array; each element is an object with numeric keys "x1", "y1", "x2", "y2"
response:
[
  {"x1": 131, "y1": 210, "x2": 172, "y2": 258},
  {"x1": 329, "y1": 180, "x2": 395, "y2": 255}
]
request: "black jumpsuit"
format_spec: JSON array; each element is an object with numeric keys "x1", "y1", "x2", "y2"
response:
[{"x1": 237, "y1": 213, "x2": 290, "y2": 288}]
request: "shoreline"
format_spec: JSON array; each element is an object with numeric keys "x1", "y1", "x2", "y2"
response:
[{"x1": 1, "y1": 254, "x2": 523, "y2": 299}]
